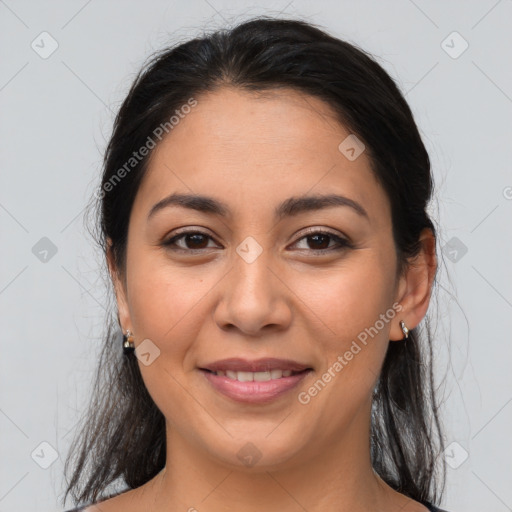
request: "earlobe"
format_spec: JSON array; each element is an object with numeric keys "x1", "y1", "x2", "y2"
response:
[{"x1": 390, "y1": 228, "x2": 437, "y2": 341}]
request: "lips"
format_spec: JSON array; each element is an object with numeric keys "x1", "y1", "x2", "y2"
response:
[
  {"x1": 198, "y1": 358, "x2": 313, "y2": 404},
  {"x1": 200, "y1": 357, "x2": 312, "y2": 373}
]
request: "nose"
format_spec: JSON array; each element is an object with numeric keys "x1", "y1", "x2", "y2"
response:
[{"x1": 213, "y1": 246, "x2": 292, "y2": 337}]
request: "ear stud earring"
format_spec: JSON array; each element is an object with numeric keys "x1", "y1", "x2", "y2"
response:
[
  {"x1": 399, "y1": 320, "x2": 409, "y2": 340},
  {"x1": 122, "y1": 329, "x2": 135, "y2": 354}
]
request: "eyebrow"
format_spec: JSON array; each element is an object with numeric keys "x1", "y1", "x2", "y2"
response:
[{"x1": 147, "y1": 192, "x2": 369, "y2": 222}]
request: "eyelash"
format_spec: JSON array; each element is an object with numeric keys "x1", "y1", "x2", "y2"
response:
[{"x1": 161, "y1": 228, "x2": 352, "y2": 255}]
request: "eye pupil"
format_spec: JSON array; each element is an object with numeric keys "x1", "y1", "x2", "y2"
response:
[
  {"x1": 308, "y1": 234, "x2": 330, "y2": 250},
  {"x1": 186, "y1": 234, "x2": 208, "y2": 249}
]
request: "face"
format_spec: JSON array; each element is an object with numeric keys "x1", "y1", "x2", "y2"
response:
[{"x1": 111, "y1": 86, "x2": 411, "y2": 471}]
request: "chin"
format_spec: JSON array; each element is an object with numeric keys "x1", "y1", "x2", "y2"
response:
[{"x1": 203, "y1": 432, "x2": 308, "y2": 473}]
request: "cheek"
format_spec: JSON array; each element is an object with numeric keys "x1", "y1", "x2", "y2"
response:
[
  {"x1": 124, "y1": 258, "x2": 214, "y2": 420},
  {"x1": 298, "y1": 252, "x2": 396, "y2": 348},
  {"x1": 298, "y1": 252, "x2": 397, "y2": 402},
  {"x1": 126, "y1": 247, "x2": 215, "y2": 343}
]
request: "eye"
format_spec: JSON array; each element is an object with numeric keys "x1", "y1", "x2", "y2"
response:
[
  {"x1": 290, "y1": 229, "x2": 352, "y2": 254},
  {"x1": 161, "y1": 228, "x2": 352, "y2": 254},
  {"x1": 162, "y1": 230, "x2": 220, "y2": 252}
]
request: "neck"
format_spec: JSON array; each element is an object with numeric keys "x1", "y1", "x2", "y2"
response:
[{"x1": 149, "y1": 399, "x2": 397, "y2": 512}]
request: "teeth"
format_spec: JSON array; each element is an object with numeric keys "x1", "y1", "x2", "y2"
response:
[
  {"x1": 214, "y1": 369, "x2": 295, "y2": 381},
  {"x1": 237, "y1": 371, "x2": 254, "y2": 382},
  {"x1": 254, "y1": 371, "x2": 271, "y2": 381}
]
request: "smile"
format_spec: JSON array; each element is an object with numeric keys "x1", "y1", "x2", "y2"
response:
[
  {"x1": 200, "y1": 368, "x2": 312, "y2": 404},
  {"x1": 206, "y1": 369, "x2": 299, "y2": 381}
]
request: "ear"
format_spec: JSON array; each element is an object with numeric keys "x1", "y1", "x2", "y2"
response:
[
  {"x1": 106, "y1": 238, "x2": 131, "y2": 332},
  {"x1": 390, "y1": 228, "x2": 437, "y2": 341}
]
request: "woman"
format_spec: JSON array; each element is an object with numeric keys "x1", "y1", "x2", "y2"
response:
[{"x1": 63, "y1": 16, "x2": 450, "y2": 512}]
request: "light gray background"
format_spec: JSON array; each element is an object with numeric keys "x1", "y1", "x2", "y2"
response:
[{"x1": 1, "y1": 1, "x2": 511, "y2": 511}]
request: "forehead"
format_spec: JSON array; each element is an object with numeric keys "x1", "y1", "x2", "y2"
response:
[{"x1": 133, "y1": 86, "x2": 390, "y2": 226}]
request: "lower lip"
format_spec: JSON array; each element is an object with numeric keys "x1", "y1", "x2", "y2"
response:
[{"x1": 200, "y1": 369, "x2": 311, "y2": 404}]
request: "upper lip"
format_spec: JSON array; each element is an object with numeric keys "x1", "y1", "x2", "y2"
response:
[{"x1": 200, "y1": 358, "x2": 312, "y2": 373}]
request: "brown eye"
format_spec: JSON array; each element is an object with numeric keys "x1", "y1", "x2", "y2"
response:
[
  {"x1": 161, "y1": 229, "x2": 351, "y2": 255},
  {"x1": 306, "y1": 233, "x2": 331, "y2": 250},
  {"x1": 291, "y1": 230, "x2": 352, "y2": 254},
  {"x1": 181, "y1": 233, "x2": 209, "y2": 249},
  {"x1": 162, "y1": 231, "x2": 218, "y2": 252}
]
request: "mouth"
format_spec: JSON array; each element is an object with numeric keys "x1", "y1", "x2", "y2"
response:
[
  {"x1": 198, "y1": 358, "x2": 313, "y2": 404},
  {"x1": 200, "y1": 368, "x2": 310, "y2": 381}
]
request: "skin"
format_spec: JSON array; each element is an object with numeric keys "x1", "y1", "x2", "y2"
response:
[{"x1": 93, "y1": 86, "x2": 436, "y2": 512}]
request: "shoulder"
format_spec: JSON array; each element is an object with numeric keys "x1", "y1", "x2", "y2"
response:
[
  {"x1": 425, "y1": 503, "x2": 451, "y2": 512},
  {"x1": 408, "y1": 500, "x2": 452, "y2": 512},
  {"x1": 64, "y1": 503, "x2": 116, "y2": 512},
  {"x1": 64, "y1": 488, "x2": 141, "y2": 512},
  {"x1": 64, "y1": 507, "x2": 103, "y2": 512},
  {"x1": 64, "y1": 504, "x2": 114, "y2": 512}
]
